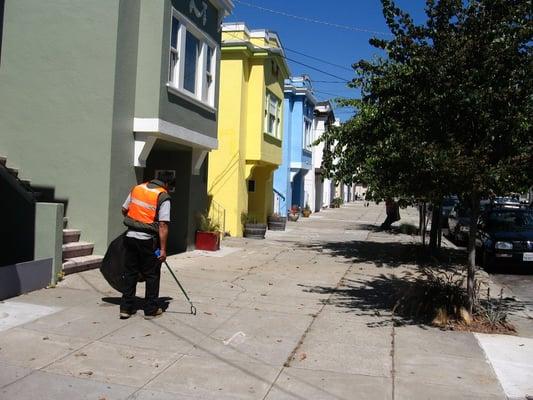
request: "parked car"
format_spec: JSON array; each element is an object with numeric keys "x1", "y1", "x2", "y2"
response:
[
  {"x1": 476, "y1": 206, "x2": 533, "y2": 271},
  {"x1": 448, "y1": 205, "x2": 471, "y2": 243}
]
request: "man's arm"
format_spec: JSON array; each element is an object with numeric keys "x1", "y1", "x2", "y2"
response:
[{"x1": 158, "y1": 221, "x2": 169, "y2": 262}]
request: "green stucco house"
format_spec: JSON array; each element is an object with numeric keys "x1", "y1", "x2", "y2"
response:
[{"x1": 0, "y1": 0, "x2": 233, "y2": 258}]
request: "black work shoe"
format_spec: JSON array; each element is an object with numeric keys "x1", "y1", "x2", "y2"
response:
[
  {"x1": 144, "y1": 308, "x2": 163, "y2": 320},
  {"x1": 119, "y1": 309, "x2": 136, "y2": 319}
]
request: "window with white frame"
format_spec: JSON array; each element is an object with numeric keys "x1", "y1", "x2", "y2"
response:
[
  {"x1": 168, "y1": 9, "x2": 218, "y2": 108},
  {"x1": 303, "y1": 118, "x2": 312, "y2": 150},
  {"x1": 264, "y1": 91, "x2": 281, "y2": 139}
]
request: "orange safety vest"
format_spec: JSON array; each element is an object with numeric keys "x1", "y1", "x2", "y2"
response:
[{"x1": 127, "y1": 182, "x2": 167, "y2": 224}]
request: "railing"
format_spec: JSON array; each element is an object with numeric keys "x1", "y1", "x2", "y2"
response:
[
  {"x1": 209, "y1": 199, "x2": 226, "y2": 237},
  {"x1": 273, "y1": 188, "x2": 286, "y2": 215}
]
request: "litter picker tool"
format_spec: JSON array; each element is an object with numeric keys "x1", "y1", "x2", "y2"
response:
[{"x1": 156, "y1": 250, "x2": 196, "y2": 315}]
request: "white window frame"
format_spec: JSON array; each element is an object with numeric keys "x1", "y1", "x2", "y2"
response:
[
  {"x1": 167, "y1": 8, "x2": 219, "y2": 111},
  {"x1": 264, "y1": 91, "x2": 282, "y2": 139},
  {"x1": 303, "y1": 117, "x2": 313, "y2": 150}
]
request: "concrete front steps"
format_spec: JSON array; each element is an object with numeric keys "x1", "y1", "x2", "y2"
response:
[{"x1": 61, "y1": 221, "x2": 104, "y2": 276}]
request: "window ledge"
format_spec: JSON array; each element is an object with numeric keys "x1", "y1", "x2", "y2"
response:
[
  {"x1": 263, "y1": 132, "x2": 282, "y2": 146},
  {"x1": 166, "y1": 83, "x2": 217, "y2": 114}
]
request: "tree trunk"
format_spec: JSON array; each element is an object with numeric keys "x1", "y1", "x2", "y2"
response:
[
  {"x1": 421, "y1": 203, "x2": 427, "y2": 246},
  {"x1": 429, "y1": 204, "x2": 441, "y2": 255},
  {"x1": 466, "y1": 193, "x2": 480, "y2": 313}
]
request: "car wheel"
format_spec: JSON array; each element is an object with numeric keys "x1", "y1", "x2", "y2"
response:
[{"x1": 482, "y1": 250, "x2": 495, "y2": 273}]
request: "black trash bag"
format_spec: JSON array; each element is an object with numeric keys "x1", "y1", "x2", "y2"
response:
[{"x1": 100, "y1": 232, "x2": 145, "y2": 294}]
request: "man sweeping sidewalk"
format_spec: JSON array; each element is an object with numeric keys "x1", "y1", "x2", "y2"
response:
[{"x1": 119, "y1": 175, "x2": 174, "y2": 320}]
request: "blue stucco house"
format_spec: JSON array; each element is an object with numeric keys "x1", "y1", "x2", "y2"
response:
[{"x1": 273, "y1": 76, "x2": 317, "y2": 215}]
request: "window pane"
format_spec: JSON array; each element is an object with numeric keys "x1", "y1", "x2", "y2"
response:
[
  {"x1": 171, "y1": 17, "x2": 179, "y2": 49},
  {"x1": 184, "y1": 31, "x2": 199, "y2": 93},
  {"x1": 206, "y1": 46, "x2": 212, "y2": 72},
  {"x1": 169, "y1": 51, "x2": 178, "y2": 82}
]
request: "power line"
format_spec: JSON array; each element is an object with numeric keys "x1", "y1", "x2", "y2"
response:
[
  {"x1": 233, "y1": 0, "x2": 391, "y2": 36},
  {"x1": 311, "y1": 80, "x2": 351, "y2": 84},
  {"x1": 224, "y1": 31, "x2": 352, "y2": 81},
  {"x1": 313, "y1": 89, "x2": 355, "y2": 98},
  {"x1": 284, "y1": 48, "x2": 353, "y2": 72}
]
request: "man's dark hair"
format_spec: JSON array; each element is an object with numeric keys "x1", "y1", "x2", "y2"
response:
[{"x1": 158, "y1": 172, "x2": 176, "y2": 187}]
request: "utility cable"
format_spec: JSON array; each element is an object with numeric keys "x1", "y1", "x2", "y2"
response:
[
  {"x1": 224, "y1": 31, "x2": 352, "y2": 81},
  {"x1": 233, "y1": 0, "x2": 390, "y2": 36},
  {"x1": 284, "y1": 47, "x2": 353, "y2": 72}
]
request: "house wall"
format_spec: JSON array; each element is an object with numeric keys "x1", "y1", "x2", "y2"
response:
[
  {"x1": 134, "y1": 0, "x2": 219, "y2": 138},
  {"x1": 207, "y1": 54, "x2": 248, "y2": 236},
  {"x1": 0, "y1": 0, "x2": 122, "y2": 254},
  {"x1": 273, "y1": 97, "x2": 293, "y2": 215}
]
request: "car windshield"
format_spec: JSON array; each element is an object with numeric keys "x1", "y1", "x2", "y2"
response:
[{"x1": 486, "y1": 210, "x2": 533, "y2": 232}]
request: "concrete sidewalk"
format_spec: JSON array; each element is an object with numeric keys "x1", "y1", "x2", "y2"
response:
[{"x1": 0, "y1": 203, "x2": 531, "y2": 399}]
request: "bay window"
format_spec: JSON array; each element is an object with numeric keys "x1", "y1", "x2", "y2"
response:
[
  {"x1": 168, "y1": 9, "x2": 218, "y2": 109},
  {"x1": 303, "y1": 118, "x2": 312, "y2": 149},
  {"x1": 265, "y1": 91, "x2": 281, "y2": 139}
]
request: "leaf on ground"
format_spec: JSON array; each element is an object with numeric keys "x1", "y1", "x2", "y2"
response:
[
  {"x1": 79, "y1": 370, "x2": 93, "y2": 376},
  {"x1": 75, "y1": 352, "x2": 87, "y2": 357},
  {"x1": 298, "y1": 352, "x2": 307, "y2": 361}
]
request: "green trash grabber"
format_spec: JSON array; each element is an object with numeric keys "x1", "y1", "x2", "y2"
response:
[{"x1": 157, "y1": 254, "x2": 197, "y2": 315}]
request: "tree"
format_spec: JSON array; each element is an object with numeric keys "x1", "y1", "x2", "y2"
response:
[{"x1": 319, "y1": 0, "x2": 532, "y2": 311}]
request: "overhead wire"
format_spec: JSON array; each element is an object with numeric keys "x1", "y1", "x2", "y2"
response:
[
  {"x1": 232, "y1": 0, "x2": 391, "y2": 36},
  {"x1": 223, "y1": 31, "x2": 353, "y2": 81},
  {"x1": 284, "y1": 47, "x2": 353, "y2": 72}
]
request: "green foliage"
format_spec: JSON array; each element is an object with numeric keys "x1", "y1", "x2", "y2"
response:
[
  {"x1": 318, "y1": 0, "x2": 532, "y2": 204},
  {"x1": 317, "y1": 0, "x2": 532, "y2": 308},
  {"x1": 196, "y1": 212, "x2": 220, "y2": 232},
  {"x1": 304, "y1": 203, "x2": 311, "y2": 211},
  {"x1": 241, "y1": 212, "x2": 259, "y2": 225},
  {"x1": 331, "y1": 197, "x2": 344, "y2": 208}
]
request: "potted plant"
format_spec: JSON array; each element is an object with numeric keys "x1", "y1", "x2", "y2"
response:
[
  {"x1": 302, "y1": 203, "x2": 312, "y2": 218},
  {"x1": 267, "y1": 213, "x2": 286, "y2": 231},
  {"x1": 288, "y1": 205, "x2": 300, "y2": 222},
  {"x1": 195, "y1": 212, "x2": 221, "y2": 251},
  {"x1": 241, "y1": 212, "x2": 266, "y2": 239}
]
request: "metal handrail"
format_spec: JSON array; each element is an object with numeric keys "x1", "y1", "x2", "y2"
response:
[{"x1": 208, "y1": 199, "x2": 226, "y2": 237}]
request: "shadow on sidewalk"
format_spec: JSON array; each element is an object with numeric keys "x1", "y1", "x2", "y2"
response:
[
  {"x1": 300, "y1": 239, "x2": 467, "y2": 269},
  {"x1": 297, "y1": 239, "x2": 532, "y2": 327}
]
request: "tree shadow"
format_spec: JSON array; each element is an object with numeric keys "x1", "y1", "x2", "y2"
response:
[
  {"x1": 299, "y1": 272, "x2": 531, "y2": 328},
  {"x1": 299, "y1": 239, "x2": 467, "y2": 269},
  {"x1": 297, "y1": 239, "x2": 531, "y2": 328}
]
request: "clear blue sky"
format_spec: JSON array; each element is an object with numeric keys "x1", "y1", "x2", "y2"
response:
[{"x1": 224, "y1": 0, "x2": 427, "y2": 120}]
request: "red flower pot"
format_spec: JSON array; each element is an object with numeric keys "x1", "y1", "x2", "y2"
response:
[{"x1": 195, "y1": 231, "x2": 220, "y2": 251}]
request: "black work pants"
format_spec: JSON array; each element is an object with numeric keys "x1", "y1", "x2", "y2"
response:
[{"x1": 120, "y1": 236, "x2": 161, "y2": 315}]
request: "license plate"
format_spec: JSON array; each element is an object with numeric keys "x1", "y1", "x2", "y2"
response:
[{"x1": 524, "y1": 253, "x2": 533, "y2": 262}]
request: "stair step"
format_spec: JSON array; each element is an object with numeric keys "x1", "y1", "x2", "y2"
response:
[
  {"x1": 63, "y1": 229, "x2": 81, "y2": 244},
  {"x1": 7, "y1": 167, "x2": 18, "y2": 177},
  {"x1": 63, "y1": 255, "x2": 103, "y2": 275},
  {"x1": 19, "y1": 179, "x2": 31, "y2": 186},
  {"x1": 62, "y1": 241, "x2": 94, "y2": 260},
  {"x1": 0, "y1": 156, "x2": 6, "y2": 166}
]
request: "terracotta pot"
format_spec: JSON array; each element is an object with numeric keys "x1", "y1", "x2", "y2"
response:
[
  {"x1": 288, "y1": 213, "x2": 299, "y2": 222},
  {"x1": 302, "y1": 210, "x2": 311, "y2": 217},
  {"x1": 195, "y1": 231, "x2": 220, "y2": 251}
]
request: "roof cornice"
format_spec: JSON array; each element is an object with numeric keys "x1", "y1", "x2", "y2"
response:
[{"x1": 209, "y1": 0, "x2": 234, "y2": 16}]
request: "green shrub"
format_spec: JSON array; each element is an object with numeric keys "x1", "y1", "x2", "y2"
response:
[
  {"x1": 196, "y1": 212, "x2": 220, "y2": 232},
  {"x1": 241, "y1": 212, "x2": 259, "y2": 225}
]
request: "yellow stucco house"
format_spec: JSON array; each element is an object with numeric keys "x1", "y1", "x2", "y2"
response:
[{"x1": 208, "y1": 23, "x2": 290, "y2": 236}]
